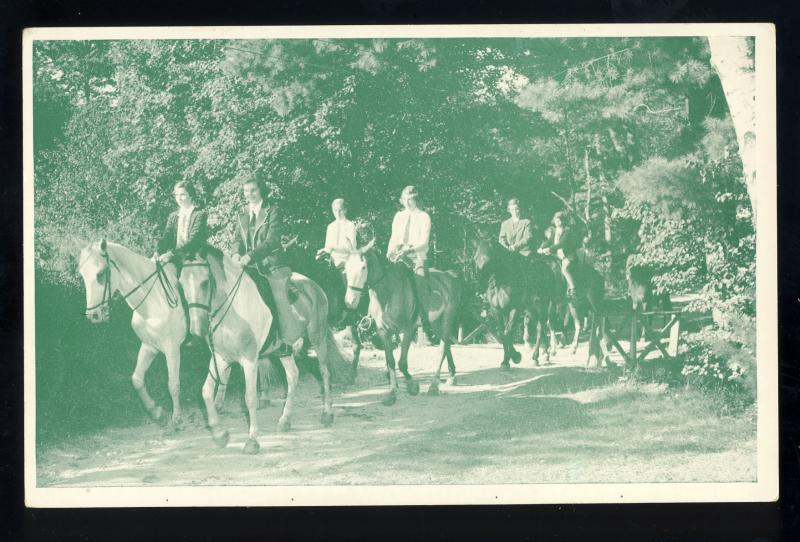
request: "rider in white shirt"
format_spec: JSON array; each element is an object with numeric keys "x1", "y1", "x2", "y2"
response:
[
  {"x1": 317, "y1": 198, "x2": 357, "y2": 269},
  {"x1": 387, "y1": 185, "x2": 431, "y2": 276},
  {"x1": 388, "y1": 185, "x2": 436, "y2": 342}
]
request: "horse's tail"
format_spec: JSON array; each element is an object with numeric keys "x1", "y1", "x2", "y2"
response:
[
  {"x1": 445, "y1": 271, "x2": 468, "y2": 344},
  {"x1": 321, "y1": 326, "x2": 352, "y2": 385}
]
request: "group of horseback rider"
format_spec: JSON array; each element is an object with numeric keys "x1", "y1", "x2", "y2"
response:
[{"x1": 153, "y1": 175, "x2": 583, "y2": 347}]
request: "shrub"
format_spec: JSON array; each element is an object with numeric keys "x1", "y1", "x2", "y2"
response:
[{"x1": 679, "y1": 314, "x2": 756, "y2": 411}]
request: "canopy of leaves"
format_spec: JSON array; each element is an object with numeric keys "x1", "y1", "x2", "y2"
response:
[{"x1": 33, "y1": 36, "x2": 754, "y2": 317}]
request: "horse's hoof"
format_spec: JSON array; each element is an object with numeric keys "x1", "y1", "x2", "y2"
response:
[
  {"x1": 166, "y1": 418, "x2": 185, "y2": 433},
  {"x1": 427, "y1": 384, "x2": 440, "y2": 396},
  {"x1": 382, "y1": 392, "x2": 397, "y2": 406},
  {"x1": 446, "y1": 376, "x2": 456, "y2": 387},
  {"x1": 151, "y1": 406, "x2": 167, "y2": 426},
  {"x1": 212, "y1": 429, "x2": 230, "y2": 449},
  {"x1": 277, "y1": 419, "x2": 291, "y2": 432},
  {"x1": 511, "y1": 351, "x2": 522, "y2": 364},
  {"x1": 243, "y1": 438, "x2": 260, "y2": 455},
  {"x1": 406, "y1": 379, "x2": 420, "y2": 396},
  {"x1": 321, "y1": 411, "x2": 335, "y2": 427},
  {"x1": 500, "y1": 362, "x2": 511, "y2": 371}
]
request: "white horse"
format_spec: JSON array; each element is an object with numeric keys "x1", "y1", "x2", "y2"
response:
[
  {"x1": 179, "y1": 248, "x2": 345, "y2": 454},
  {"x1": 78, "y1": 240, "x2": 186, "y2": 425}
]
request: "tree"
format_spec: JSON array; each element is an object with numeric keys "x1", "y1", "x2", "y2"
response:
[{"x1": 707, "y1": 36, "x2": 757, "y2": 211}]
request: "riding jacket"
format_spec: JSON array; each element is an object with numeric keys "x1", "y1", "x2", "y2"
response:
[
  {"x1": 498, "y1": 217, "x2": 533, "y2": 257},
  {"x1": 157, "y1": 207, "x2": 208, "y2": 261},
  {"x1": 236, "y1": 202, "x2": 289, "y2": 272}
]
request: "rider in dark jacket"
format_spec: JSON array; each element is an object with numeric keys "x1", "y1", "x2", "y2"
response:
[
  {"x1": 540, "y1": 211, "x2": 580, "y2": 297},
  {"x1": 232, "y1": 174, "x2": 293, "y2": 348}
]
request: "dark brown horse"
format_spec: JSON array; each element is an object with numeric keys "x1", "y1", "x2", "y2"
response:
[
  {"x1": 538, "y1": 250, "x2": 610, "y2": 367},
  {"x1": 343, "y1": 243, "x2": 464, "y2": 402},
  {"x1": 472, "y1": 238, "x2": 555, "y2": 368}
]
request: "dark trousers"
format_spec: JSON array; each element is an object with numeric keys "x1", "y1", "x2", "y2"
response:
[{"x1": 244, "y1": 267, "x2": 281, "y2": 344}]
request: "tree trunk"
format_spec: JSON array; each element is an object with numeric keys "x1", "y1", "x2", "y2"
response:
[
  {"x1": 584, "y1": 147, "x2": 591, "y2": 225},
  {"x1": 707, "y1": 36, "x2": 756, "y2": 213}
]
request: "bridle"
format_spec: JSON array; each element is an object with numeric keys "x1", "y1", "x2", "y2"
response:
[
  {"x1": 346, "y1": 252, "x2": 387, "y2": 296},
  {"x1": 84, "y1": 248, "x2": 180, "y2": 314},
  {"x1": 181, "y1": 259, "x2": 246, "y2": 388},
  {"x1": 181, "y1": 260, "x2": 245, "y2": 334}
]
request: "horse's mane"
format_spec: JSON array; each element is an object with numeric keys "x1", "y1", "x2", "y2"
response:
[
  {"x1": 202, "y1": 245, "x2": 230, "y2": 284},
  {"x1": 475, "y1": 236, "x2": 516, "y2": 272}
]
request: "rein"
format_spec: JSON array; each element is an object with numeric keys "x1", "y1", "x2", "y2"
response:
[
  {"x1": 181, "y1": 260, "x2": 246, "y2": 334},
  {"x1": 347, "y1": 253, "x2": 388, "y2": 294},
  {"x1": 86, "y1": 250, "x2": 180, "y2": 313},
  {"x1": 181, "y1": 259, "x2": 247, "y2": 389}
]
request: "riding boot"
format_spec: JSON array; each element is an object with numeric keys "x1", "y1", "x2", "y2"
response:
[{"x1": 247, "y1": 268, "x2": 282, "y2": 351}]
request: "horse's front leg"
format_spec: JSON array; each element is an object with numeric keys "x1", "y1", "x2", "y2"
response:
[
  {"x1": 131, "y1": 343, "x2": 165, "y2": 424},
  {"x1": 202, "y1": 353, "x2": 232, "y2": 448},
  {"x1": 311, "y1": 327, "x2": 335, "y2": 427},
  {"x1": 398, "y1": 329, "x2": 419, "y2": 396},
  {"x1": 348, "y1": 322, "x2": 362, "y2": 382},
  {"x1": 381, "y1": 331, "x2": 399, "y2": 406},
  {"x1": 241, "y1": 358, "x2": 260, "y2": 454},
  {"x1": 444, "y1": 342, "x2": 457, "y2": 386},
  {"x1": 277, "y1": 354, "x2": 299, "y2": 432},
  {"x1": 503, "y1": 308, "x2": 521, "y2": 366},
  {"x1": 427, "y1": 341, "x2": 447, "y2": 396},
  {"x1": 547, "y1": 302, "x2": 560, "y2": 356},
  {"x1": 255, "y1": 357, "x2": 271, "y2": 409},
  {"x1": 524, "y1": 310, "x2": 542, "y2": 367},
  {"x1": 163, "y1": 344, "x2": 183, "y2": 428},
  {"x1": 494, "y1": 311, "x2": 510, "y2": 368},
  {"x1": 214, "y1": 364, "x2": 232, "y2": 410},
  {"x1": 568, "y1": 302, "x2": 581, "y2": 354}
]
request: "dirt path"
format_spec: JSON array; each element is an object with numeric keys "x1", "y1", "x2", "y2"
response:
[{"x1": 36, "y1": 342, "x2": 756, "y2": 487}]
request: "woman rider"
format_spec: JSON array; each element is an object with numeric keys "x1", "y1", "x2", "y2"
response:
[{"x1": 154, "y1": 180, "x2": 208, "y2": 268}]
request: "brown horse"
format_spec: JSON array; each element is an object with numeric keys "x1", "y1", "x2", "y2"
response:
[
  {"x1": 343, "y1": 243, "x2": 463, "y2": 401},
  {"x1": 472, "y1": 238, "x2": 555, "y2": 368},
  {"x1": 538, "y1": 250, "x2": 610, "y2": 367}
]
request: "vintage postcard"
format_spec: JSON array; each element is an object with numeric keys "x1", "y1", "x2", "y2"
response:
[{"x1": 24, "y1": 24, "x2": 777, "y2": 507}]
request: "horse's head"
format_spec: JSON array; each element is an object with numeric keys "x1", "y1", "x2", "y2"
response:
[
  {"x1": 78, "y1": 240, "x2": 113, "y2": 323},
  {"x1": 471, "y1": 236, "x2": 497, "y2": 274},
  {"x1": 179, "y1": 257, "x2": 214, "y2": 338},
  {"x1": 343, "y1": 238, "x2": 376, "y2": 309}
]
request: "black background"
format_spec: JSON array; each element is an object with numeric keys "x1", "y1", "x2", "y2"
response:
[{"x1": 1, "y1": 1, "x2": 798, "y2": 540}]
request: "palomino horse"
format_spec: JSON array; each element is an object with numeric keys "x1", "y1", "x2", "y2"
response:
[
  {"x1": 343, "y1": 243, "x2": 463, "y2": 401},
  {"x1": 179, "y1": 248, "x2": 347, "y2": 454},
  {"x1": 78, "y1": 240, "x2": 185, "y2": 425},
  {"x1": 472, "y1": 238, "x2": 555, "y2": 368}
]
